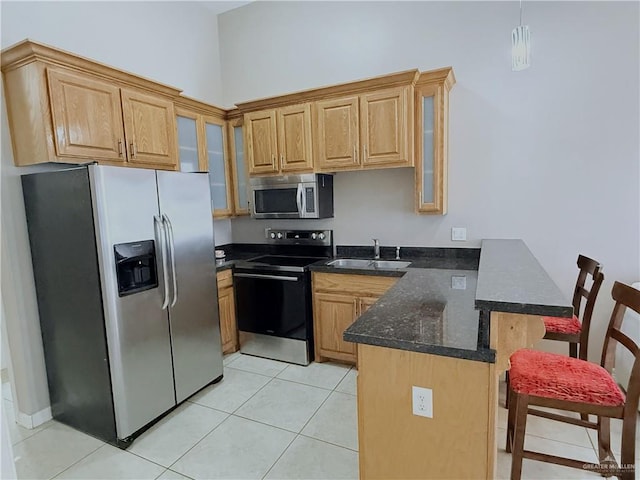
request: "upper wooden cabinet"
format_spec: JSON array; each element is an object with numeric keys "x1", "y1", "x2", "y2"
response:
[
  {"x1": 47, "y1": 68, "x2": 126, "y2": 163},
  {"x1": 360, "y1": 87, "x2": 410, "y2": 168},
  {"x1": 2, "y1": 40, "x2": 180, "y2": 170},
  {"x1": 245, "y1": 103, "x2": 313, "y2": 175},
  {"x1": 175, "y1": 96, "x2": 244, "y2": 218},
  {"x1": 315, "y1": 87, "x2": 411, "y2": 171},
  {"x1": 237, "y1": 70, "x2": 420, "y2": 177},
  {"x1": 121, "y1": 89, "x2": 178, "y2": 168},
  {"x1": 315, "y1": 96, "x2": 360, "y2": 170},
  {"x1": 244, "y1": 109, "x2": 278, "y2": 174},
  {"x1": 227, "y1": 115, "x2": 250, "y2": 216},
  {"x1": 277, "y1": 104, "x2": 313, "y2": 172},
  {"x1": 414, "y1": 68, "x2": 456, "y2": 215}
]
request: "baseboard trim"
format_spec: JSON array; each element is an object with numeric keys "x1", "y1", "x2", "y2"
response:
[{"x1": 16, "y1": 406, "x2": 52, "y2": 429}]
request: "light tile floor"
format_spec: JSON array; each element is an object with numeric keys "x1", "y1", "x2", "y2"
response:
[{"x1": 2, "y1": 353, "x2": 637, "y2": 479}]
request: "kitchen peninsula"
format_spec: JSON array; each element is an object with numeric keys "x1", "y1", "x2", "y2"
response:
[{"x1": 311, "y1": 239, "x2": 573, "y2": 479}]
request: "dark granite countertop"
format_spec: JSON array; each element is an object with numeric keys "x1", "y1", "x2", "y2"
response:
[
  {"x1": 339, "y1": 240, "x2": 571, "y2": 363},
  {"x1": 475, "y1": 239, "x2": 573, "y2": 317},
  {"x1": 343, "y1": 268, "x2": 493, "y2": 362}
]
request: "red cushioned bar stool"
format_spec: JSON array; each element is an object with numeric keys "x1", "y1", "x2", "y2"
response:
[
  {"x1": 544, "y1": 255, "x2": 604, "y2": 360},
  {"x1": 505, "y1": 255, "x2": 604, "y2": 409},
  {"x1": 506, "y1": 281, "x2": 640, "y2": 480}
]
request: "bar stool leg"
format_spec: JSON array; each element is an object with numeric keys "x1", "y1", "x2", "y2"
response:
[
  {"x1": 509, "y1": 392, "x2": 529, "y2": 480},
  {"x1": 506, "y1": 384, "x2": 517, "y2": 453}
]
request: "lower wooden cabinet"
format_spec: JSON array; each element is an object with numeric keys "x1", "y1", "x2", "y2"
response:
[
  {"x1": 312, "y1": 272, "x2": 398, "y2": 365},
  {"x1": 217, "y1": 269, "x2": 238, "y2": 354}
]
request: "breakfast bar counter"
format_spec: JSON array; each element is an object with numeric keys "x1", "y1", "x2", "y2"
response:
[{"x1": 325, "y1": 239, "x2": 573, "y2": 480}]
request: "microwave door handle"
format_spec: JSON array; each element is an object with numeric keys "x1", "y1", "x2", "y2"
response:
[
  {"x1": 296, "y1": 184, "x2": 303, "y2": 216},
  {"x1": 301, "y1": 186, "x2": 307, "y2": 217}
]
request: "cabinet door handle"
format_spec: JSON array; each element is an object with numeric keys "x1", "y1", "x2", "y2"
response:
[
  {"x1": 280, "y1": 154, "x2": 284, "y2": 168},
  {"x1": 353, "y1": 145, "x2": 356, "y2": 163},
  {"x1": 272, "y1": 154, "x2": 276, "y2": 168},
  {"x1": 118, "y1": 139, "x2": 124, "y2": 157},
  {"x1": 354, "y1": 298, "x2": 360, "y2": 317},
  {"x1": 130, "y1": 142, "x2": 137, "y2": 158},
  {"x1": 363, "y1": 145, "x2": 367, "y2": 162}
]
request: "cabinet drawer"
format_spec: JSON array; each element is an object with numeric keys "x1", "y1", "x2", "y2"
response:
[
  {"x1": 216, "y1": 269, "x2": 233, "y2": 289},
  {"x1": 313, "y1": 272, "x2": 398, "y2": 297}
]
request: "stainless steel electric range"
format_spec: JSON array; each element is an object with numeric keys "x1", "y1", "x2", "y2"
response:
[{"x1": 233, "y1": 229, "x2": 332, "y2": 365}]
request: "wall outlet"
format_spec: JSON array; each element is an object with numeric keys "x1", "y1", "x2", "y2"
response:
[
  {"x1": 451, "y1": 227, "x2": 467, "y2": 241},
  {"x1": 412, "y1": 386, "x2": 433, "y2": 418},
  {"x1": 451, "y1": 275, "x2": 467, "y2": 290}
]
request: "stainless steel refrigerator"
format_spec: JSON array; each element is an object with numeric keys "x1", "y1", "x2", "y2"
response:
[{"x1": 22, "y1": 164, "x2": 223, "y2": 447}]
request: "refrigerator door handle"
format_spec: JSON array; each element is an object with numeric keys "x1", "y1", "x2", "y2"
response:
[
  {"x1": 154, "y1": 215, "x2": 170, "y2": 310},
  {"x1": 162, "y1": 214, "x2": 178, "y2": 308}
]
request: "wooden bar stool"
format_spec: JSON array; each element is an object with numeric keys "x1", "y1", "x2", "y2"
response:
[
  {"x1": 505, "y1": 255, "x2": 604, "y2": 409},
  {"x1": 543, "y1": 254, "x2": 604, "y2": 360},
  {"x1": 506, "y1": 281, "x2": 640, "y2": 480}
]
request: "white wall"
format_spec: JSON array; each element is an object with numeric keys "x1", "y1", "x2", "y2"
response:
[
  {"x1": 1, "y1": 1, "x2": 223, "y2": 419},
  {"x1": 219, "y1": 1, "x2": 640, "y2": 360}
]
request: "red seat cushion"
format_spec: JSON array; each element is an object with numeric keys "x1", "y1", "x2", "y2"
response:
[
  {"x1": 510, "y1": 349, "x2": 625, "y2": 406},
  {"x1": 543, "y1": 314, "x2": 582, "y2": 335}
]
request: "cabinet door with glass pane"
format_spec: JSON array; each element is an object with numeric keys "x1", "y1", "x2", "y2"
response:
[
  {"x1": 414, "y1": 72, "x2": 453, "y2": 215},
  {"x1": 228, "y1": 117, "x2": 249, "y2": 216},
  {"x1": 204, "y1": 116, "x2": 233, "y2": 218},
  {"x1": 176, "y1": 109, "x2": 206, "y2": 173}
]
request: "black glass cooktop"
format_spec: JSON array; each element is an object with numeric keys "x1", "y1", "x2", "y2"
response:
[{"x1": 247, "y1": 255, "x2": 326, "y2": 268}]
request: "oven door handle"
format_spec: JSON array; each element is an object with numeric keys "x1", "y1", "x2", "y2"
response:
[
  {"x1": 234, "y1": 273, "x2": 299, "y2": 282},
  {"x1": 296, "y1": 184, "x2": 303, "y2": 217}
]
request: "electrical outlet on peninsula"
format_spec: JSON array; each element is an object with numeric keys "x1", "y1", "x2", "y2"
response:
[{"x1": 412, "y1": 386, "x2": 433, "y2": 418}]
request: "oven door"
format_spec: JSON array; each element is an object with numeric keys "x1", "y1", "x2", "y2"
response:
[
  {"x1": 233, "y1": 269, "x2": 311, "y2": 340},
  {"x1": 252, "y1": 183, "x2": 303, "y2": 219}
]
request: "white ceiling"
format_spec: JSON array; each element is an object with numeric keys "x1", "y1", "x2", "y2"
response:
[{"x1": 201, "y1": 1, "x2": 252, "y2": 15}]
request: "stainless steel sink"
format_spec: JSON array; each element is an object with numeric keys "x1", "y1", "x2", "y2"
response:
[
  {"x1": 372, "y1": 260, "x2": 411, "y2": 269},
  {"x1": 327, "y1": 259, "x2": 374, "y2": 268},
  {"x1": 326, "y1": 259, "x2": 411, "y2": 269}
]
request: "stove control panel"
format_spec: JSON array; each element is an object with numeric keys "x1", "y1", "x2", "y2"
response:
[{"x1": 265, "y1": 229, "x2": 332, "y2": 246}]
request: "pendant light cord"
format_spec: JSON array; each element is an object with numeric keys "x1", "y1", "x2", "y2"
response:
[{"x1": 519, "y1": 0, "x2": 523, "y2": 26}]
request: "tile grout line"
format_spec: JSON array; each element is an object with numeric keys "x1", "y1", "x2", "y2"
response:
[
  {"x1": 260, "y1": 431, "x2": 299, "y2": 480},
  {"x1": 166, "y1": 412, "x2": 234, "y2": 474},
  {"x1": 584, "y1": 425, "x2": 601, "y2": 460},
  {"x1": 126, "y1": 440, "x2": 197, "y2": 472},
  {"x1": 261, "y1": 367, "x2": 356, "y2": 479},
  {"x1": 228, "y1": 363, "x2": 351, "y2": 393},
  {"x1": 523, "y1": 430, "x2": 600, "y2": 452},
  {"x1": 165, "y1": 372, "x2": 286, "y2": 474},
  {"x1": 228, "y1": 374, "x2": 280, "y2": 415},
  {"x1": 296, "y1": 432, "x2": 358, "y2": 453},
  {"x1": 259, "y1": 389, "x2": 332, "y2": 480},
  {"x1": 48, "y1": 439, "x2": 106, "y2": 480},
  {"x1": 497, "y1": 425, "x2": 598, "y2": 453}
]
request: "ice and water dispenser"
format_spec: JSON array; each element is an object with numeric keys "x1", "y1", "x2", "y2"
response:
[{"x1": 114, "y1": 240, "x2": 158, "y2": 297}]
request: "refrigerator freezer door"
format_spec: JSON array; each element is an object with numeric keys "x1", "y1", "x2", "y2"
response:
[
  {"x1": 89, "y1": 165, "x2": 176, "y2": 439},
  {"x1": 157, "y1": 170, "x2": 223, "y2": 402}
]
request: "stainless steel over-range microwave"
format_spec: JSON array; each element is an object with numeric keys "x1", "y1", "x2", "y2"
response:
[{"x1": 250, "y1": 174, "x2": 334, "y2": 219}]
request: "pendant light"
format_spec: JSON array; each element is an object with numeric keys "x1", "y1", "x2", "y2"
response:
[{"x1": 512, "y1": 0, "x2": 531, "y2": 71}]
